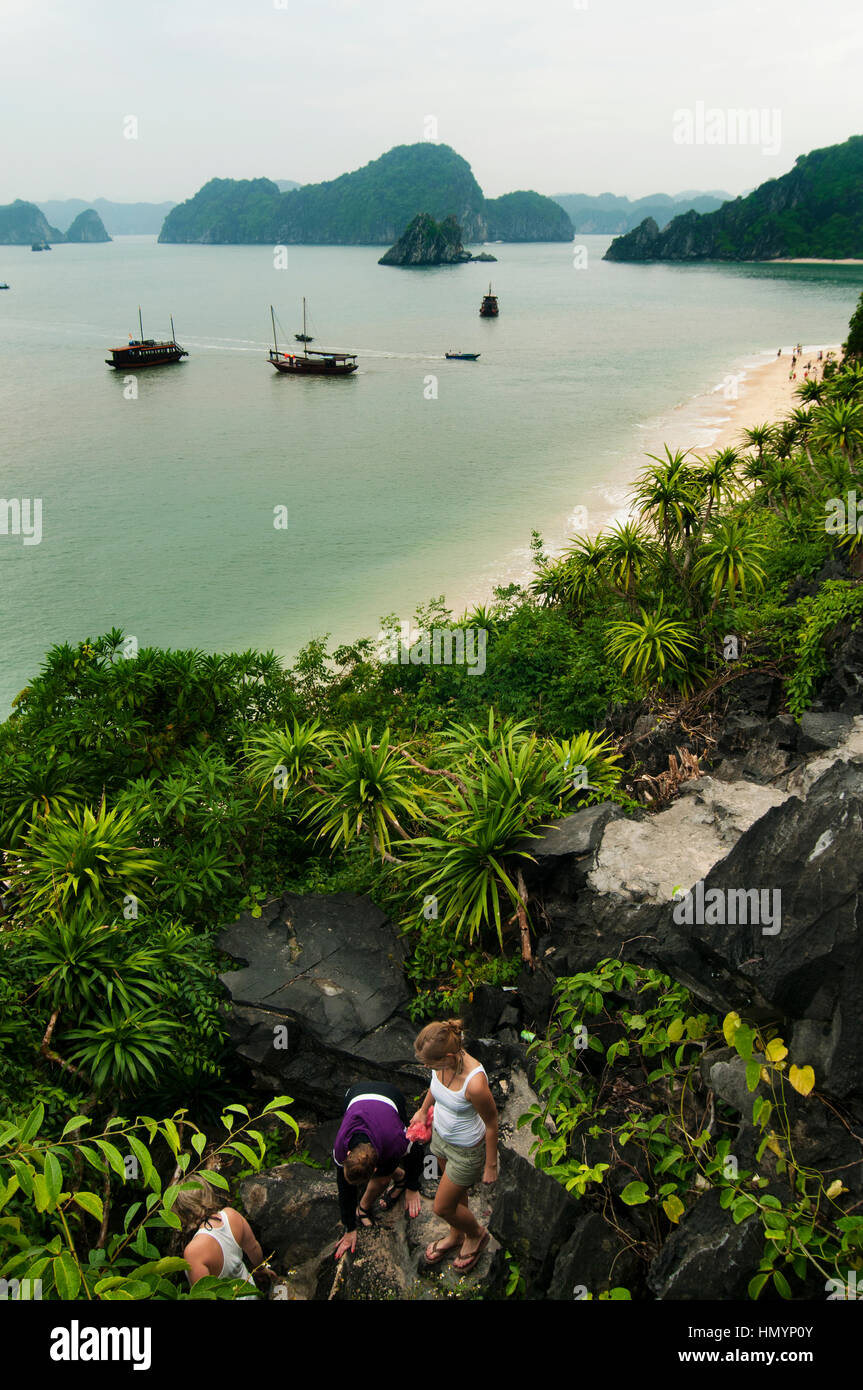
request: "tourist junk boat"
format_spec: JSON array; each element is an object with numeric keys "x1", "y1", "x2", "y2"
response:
[
  {"x1": 479, "y1": 284, "x2": 499, "y2": 318},
  {"x1": 268, "y1": 300, "x2": 357, "y2": 376},
  {"x1": 445, "y1": 351, "x2": 481, "y2": 361},
  {"x1": 105, "y1": 309, "x2": 188, "y2": 369}
]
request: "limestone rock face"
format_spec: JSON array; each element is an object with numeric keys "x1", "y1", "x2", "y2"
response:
[
  {"x1": 378, "y1": 212, "x2": 477, "y2": 266},
  {"x1": 218, "y1": 893, "x2": 423, "y2": 1108},
  {"x1": 586, "y1": 776, "x2": 789, "y2": 905},
  {"x1": 66, "y1": 208, "x2": 111, "y2": 242}
]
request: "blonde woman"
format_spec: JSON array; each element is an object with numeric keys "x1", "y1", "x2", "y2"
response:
[
  {"x1": 412, "y1": 1018, "x2": 498, "y2": 1272},
  {"x1": 176, "y1": 1178, "x2": 275, "y2": 1296}
]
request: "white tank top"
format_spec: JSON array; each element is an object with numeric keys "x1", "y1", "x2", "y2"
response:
[
  {"x1": 430, "y1": 1064, "x2": 487, "y2": 1146},
  {"x1": 198, "y1": 1210, "x2": 257, "y2": 1294}
]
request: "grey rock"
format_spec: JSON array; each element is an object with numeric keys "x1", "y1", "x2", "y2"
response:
[{"x1": 647, "y1": 1190, "x2": 763, "y2": 1299}]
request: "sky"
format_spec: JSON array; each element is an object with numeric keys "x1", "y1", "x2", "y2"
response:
[{"x1": 1, "y1": 0, "x2": 861, "y2": 205}]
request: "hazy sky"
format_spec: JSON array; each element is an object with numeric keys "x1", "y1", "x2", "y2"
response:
[{"x1": 2, "y1": 0, "x2": 860, "y2": 204}]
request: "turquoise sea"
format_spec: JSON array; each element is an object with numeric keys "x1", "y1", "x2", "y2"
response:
[{"x1": 0, "y1": 235, "x2": 860, "y2": 714}]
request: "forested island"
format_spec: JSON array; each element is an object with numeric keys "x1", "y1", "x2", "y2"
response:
[
  {"x1": 158, "y1": 143, "x2": 573, "y2": 245},
  {"x1": 605, "y1": 135, "x2": 863, "y2": 261}
]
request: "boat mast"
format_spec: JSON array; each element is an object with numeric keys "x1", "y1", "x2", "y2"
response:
[
  {"x1": 138, "y1": 306, "x2": 144, "y2": 342},
  {"x1": 170, "y1": 314, "x2": 176, "y2": 344},
  {"x1": 270, "y1": 305, "x2": 278, "y2": 356},
  {"x1": 303, "y1": 298, "x2": 308, "y2": 357}
]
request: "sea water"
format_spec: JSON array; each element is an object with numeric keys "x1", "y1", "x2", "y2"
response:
[{"x1": 0, "y1": 235, "x2": 859, "y2": 713}]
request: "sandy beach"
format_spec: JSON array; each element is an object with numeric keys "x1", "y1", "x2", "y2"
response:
[
  {"x1": 668, "y1": 343, "x2": 842, "y2": 459},
  {"x1": 448, "y1": 342, "x2": 843, "y2": 616}
]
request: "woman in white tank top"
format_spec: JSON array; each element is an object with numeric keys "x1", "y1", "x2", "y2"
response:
[
  {"x1": 176, "y1": 1178, "x2": 276, "y2": 1297},
  {"x1": 412, "y1": 1018, "x2": 498, "y2": 1273}
]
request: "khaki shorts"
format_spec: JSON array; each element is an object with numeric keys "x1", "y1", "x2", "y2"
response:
[{"x1": 430, "y1": 1129, "x2": 486, "y2": 1188}]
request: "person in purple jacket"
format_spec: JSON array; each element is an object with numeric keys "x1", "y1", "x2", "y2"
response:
[{"x1": 333, "y1": 1081, "x2": 425, "y2": 1259}]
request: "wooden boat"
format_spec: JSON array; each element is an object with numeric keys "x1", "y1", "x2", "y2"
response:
[
  {"x1": 105, "y1": 308, "x2": 188, "y2": 368},
  {"x1": 268, "y1": 301, "x2": 357, "y2": 376},
  {"x1": 31, "y1": 241, "x2": 51, "y2": 252},
  {"x1": 479, "y1": 284, "x2": 499, "y2": 317},
  {"x1": 445, "y1": 352, "x2": 481, "y2": 361}
]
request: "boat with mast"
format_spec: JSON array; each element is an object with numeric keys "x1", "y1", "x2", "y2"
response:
[
  {"x1": 105, "y1": 308, "x2": 188, "y2": 368},
  {"x1": 268, "y1": 300, "x2": 358, "y2": 376},
  {"x1": 479, "y1": 284, "x2": 499, "y2": 317}
]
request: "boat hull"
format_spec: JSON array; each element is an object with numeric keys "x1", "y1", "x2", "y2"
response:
[
  {"x1": 106, "y1": 344, "x2": 188, "y2": 368},
  {"x1": 269, "y1": 352, "x2": 357, "y2": 376}
]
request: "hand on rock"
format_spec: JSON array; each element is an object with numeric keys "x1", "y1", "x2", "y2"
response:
[{"x1": 334, "y1": 1230, "x2": 357, "y2": 1260}]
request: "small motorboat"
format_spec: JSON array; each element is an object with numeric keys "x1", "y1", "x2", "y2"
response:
[
  {"x1": 445, "y1": 352, "x2": 481, "y2": 361},
  {"x1": 0, "y1": 282, "x2": 9, "y2": 290}
]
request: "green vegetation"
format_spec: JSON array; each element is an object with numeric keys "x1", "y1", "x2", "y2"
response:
[
  {"x1": 2, "y1": 309, "x2": 863, "y2": 1299},
  {"x1": 605, "y1": 135, "x2": 863, "y2": 261},
  {"x1": 522, "y1": 961, "x2": 863, "y2": 1299},
  {"x1": 158, "y1": 143, "x2": 573, "y2": 245}
]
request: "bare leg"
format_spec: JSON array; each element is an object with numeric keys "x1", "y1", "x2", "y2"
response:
[
  {"x1": 425, "y1": 1157, "x2": 462, "y2": 1260},
  {"x1": 433, "y1": 1172, "x2": 485, "y2": 1259}
]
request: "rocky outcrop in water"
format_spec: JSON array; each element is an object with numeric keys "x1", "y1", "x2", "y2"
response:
[
  {"x1": 65, "y1": 208, "x2": 111, "y2": 242},
  {"x1": 378, "y1": 213, "x2": 495, "y2": 266}
]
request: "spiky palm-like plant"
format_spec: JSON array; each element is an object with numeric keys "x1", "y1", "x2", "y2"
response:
[
  {"x1": 245, "y1": 717, "x2": 333, "y2": 805},
  {"x1": 692, "y1": 516, "x2": 768, "y2": 608},
  {"x1": 812, "y1": 401, "x2": 863, "y2": 459},
  {"x1": 9, "y1": 800, "x2": 160, "y2": 919},
  {"x1": 405, "y1": 785, "x2": 539, "y2": 947},
  {"x1": 606, "y1": 598, "x2": 699, "y2": 693},
  {"x1": 307, "y1": 726, "x2": 425, "y2": 860}
]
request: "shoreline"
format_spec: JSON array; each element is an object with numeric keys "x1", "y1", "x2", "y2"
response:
[{"x1": 446, "y1": 342, "x2": 842, "y2": 618}]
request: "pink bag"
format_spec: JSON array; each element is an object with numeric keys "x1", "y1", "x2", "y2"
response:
[{"x1": 406, "y1": 1105, "x2": 433, "y2": 1142}]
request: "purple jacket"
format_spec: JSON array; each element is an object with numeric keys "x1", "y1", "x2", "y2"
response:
[{"x1": 333, "y1": 1094, "x2": 409, "y2": 1172}]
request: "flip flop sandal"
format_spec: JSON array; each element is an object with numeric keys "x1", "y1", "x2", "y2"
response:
[
  {"x1": 453, "y1": 1230, "x2": 490, "y2": 1273},
  {"x1": 424, "y1": 1237, "x2": 462, "y2": 1266}
]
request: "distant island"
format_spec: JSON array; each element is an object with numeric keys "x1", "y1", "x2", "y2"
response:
[
  {"x1": 36, "y1": 198, "x2": 177, "y2": 236},
  {"x1": 552, "y1": 189, "x2": 732, "y2": 234},
  {"x1": 0, "y1": 199, "x2": 112, "y2": 245},
  {"x1": 378, "y1": 213, "x2": 497, "y2": 266},
  {"x1": 158, "y1": 143, "x2": 573, "y2": 246},
  {"x1": 0, "y1": 199, "x2": 65, "y2": 245},
  {"x1": 604, "y1": 135, "x2": 863, "y2": 262},
  {"x1": 66, "y1": 209, "x2": 111, "y2": 243}
]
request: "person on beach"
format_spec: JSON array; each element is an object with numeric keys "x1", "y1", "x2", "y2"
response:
[
  {"x1": 412, "y1": 1019, "x2": 498, "y2": 1273},
  {"x1": 332, "y1": 1082, "x2": 424, "y2": 1260},
  {"x1": 176, "y1": 1179, "x2": 276, "y2": 1295}
]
